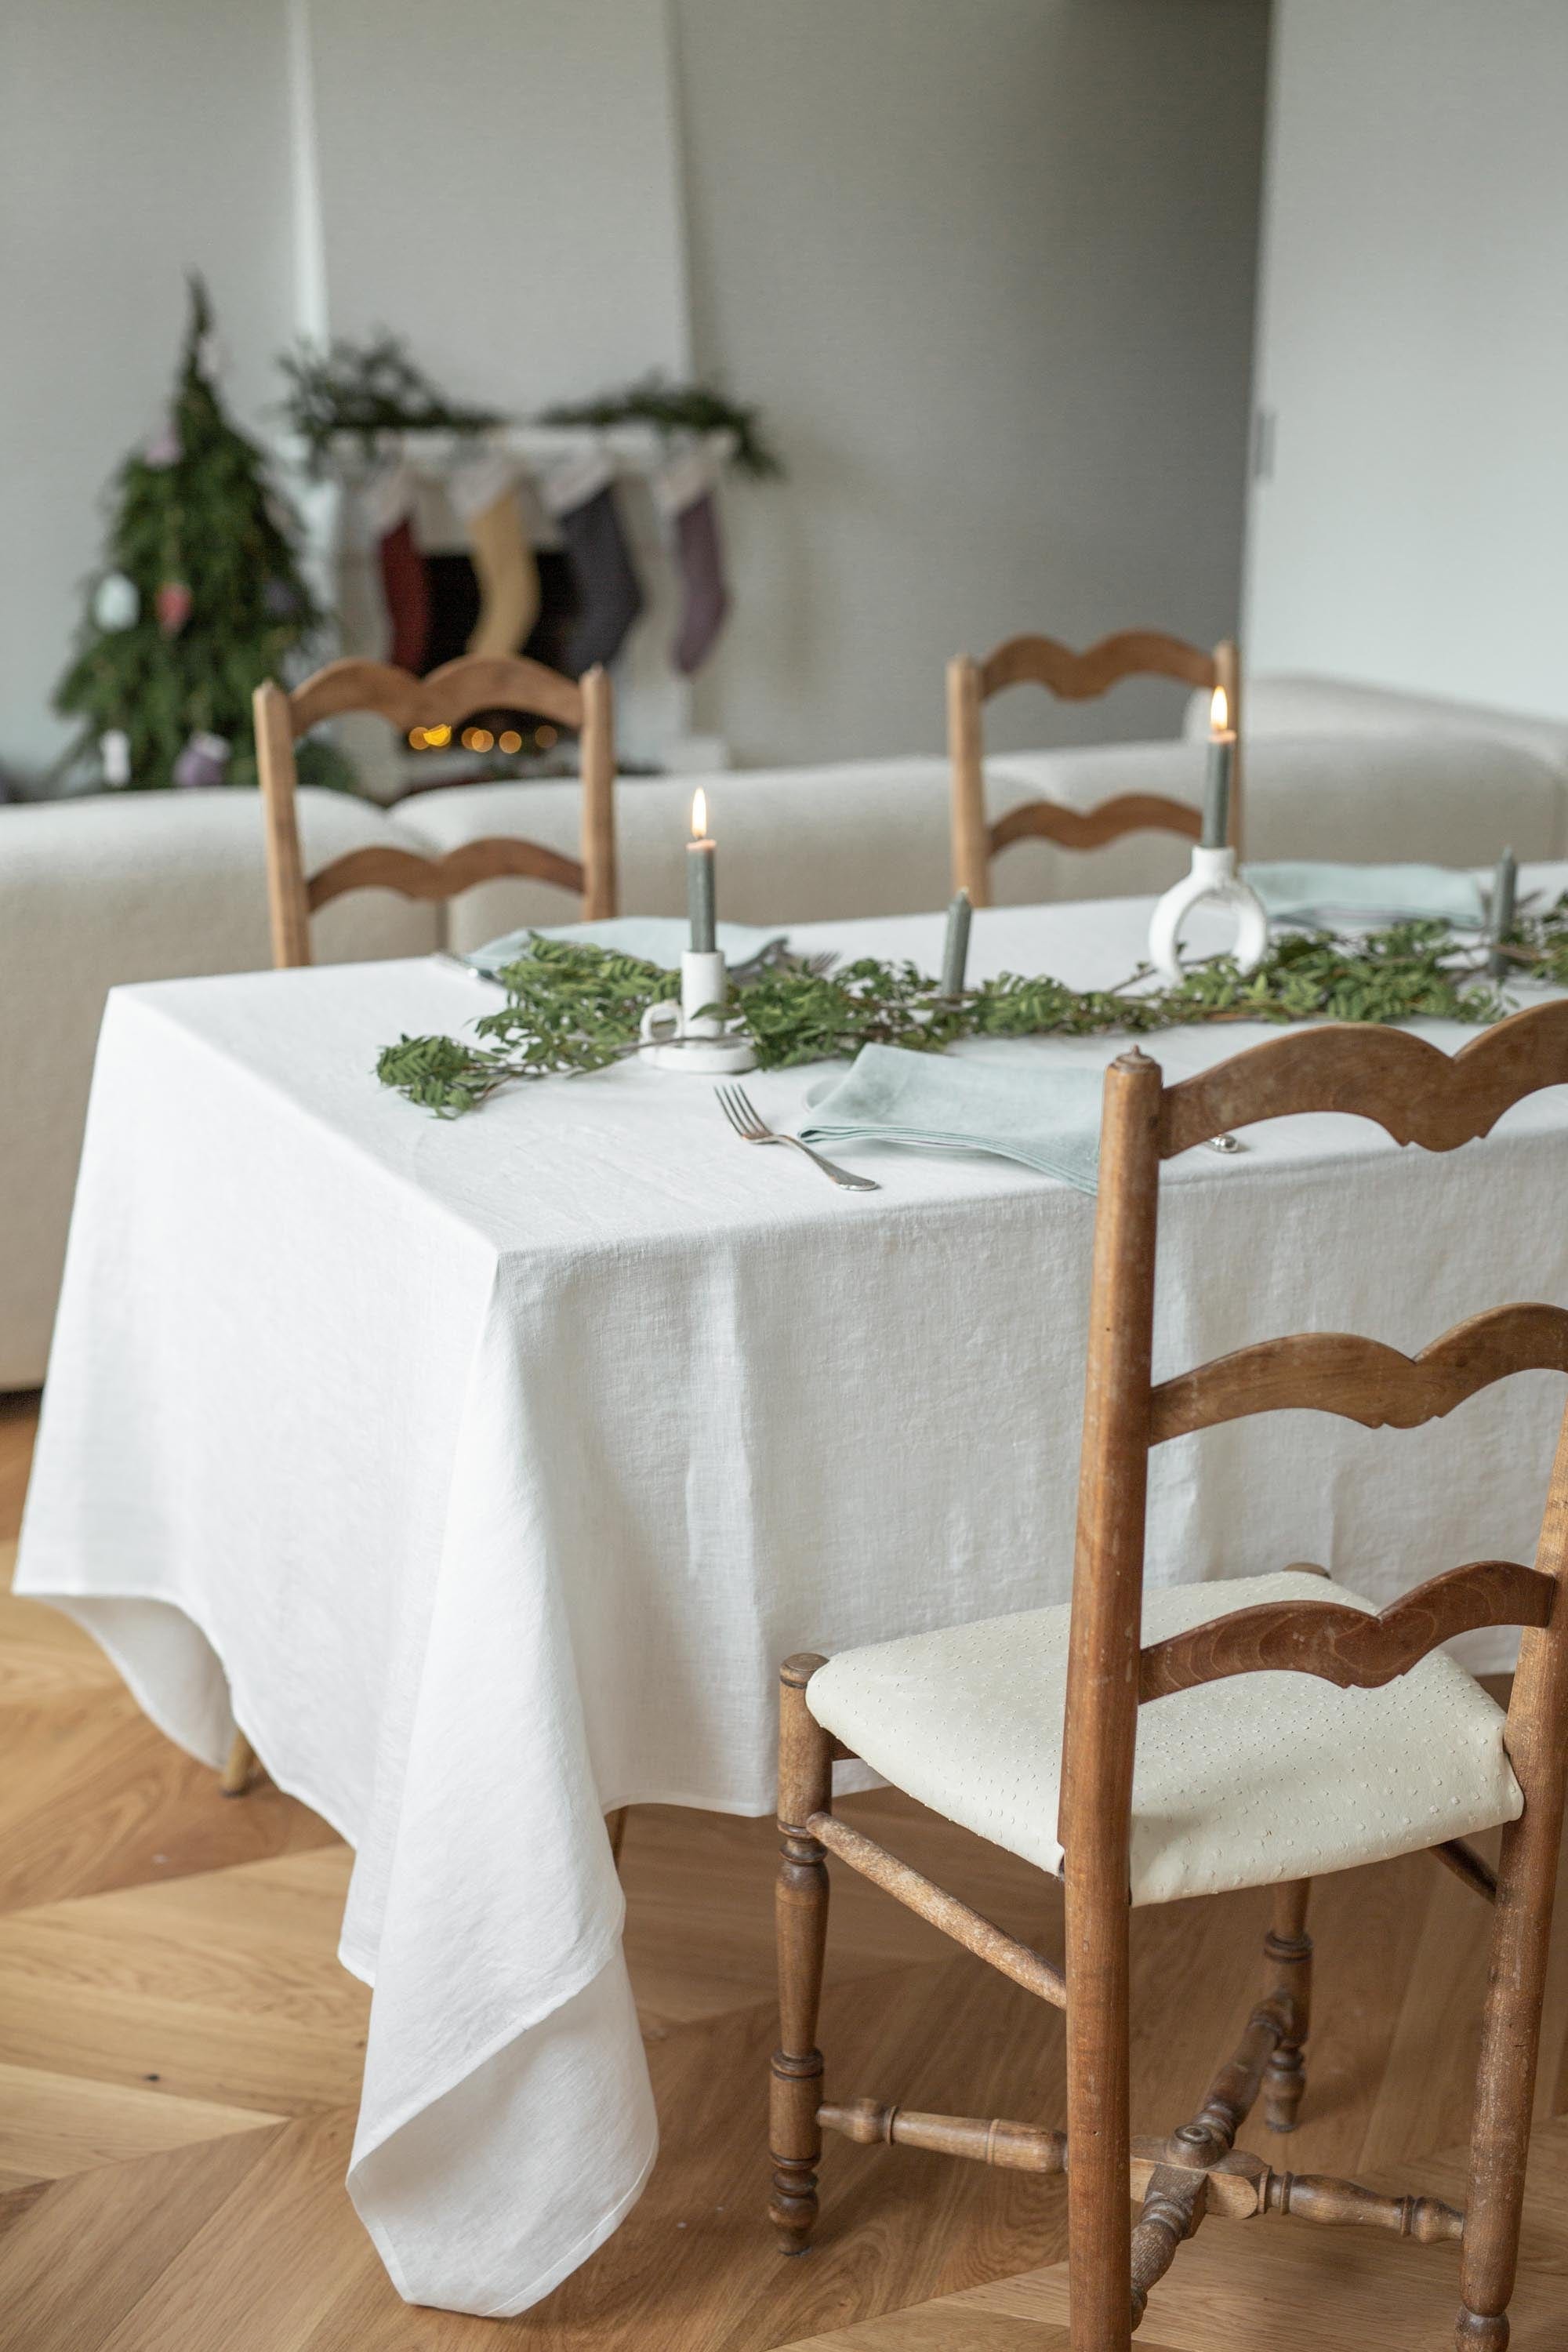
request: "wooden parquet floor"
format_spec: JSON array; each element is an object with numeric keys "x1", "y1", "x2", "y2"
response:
[{"x1": 3, "y1": 1387, "x2": 1568, "y2": 2350}]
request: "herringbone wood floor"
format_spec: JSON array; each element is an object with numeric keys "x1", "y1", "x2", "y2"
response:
[{"x1": 3, "y1": 1388, "x2": 1567, "y2": 2350}]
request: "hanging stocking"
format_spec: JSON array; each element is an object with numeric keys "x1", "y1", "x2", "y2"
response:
[
  {"x1": 542, "y1": 452, "x2": 644, "y2": 674},
  {"x1": 653, "y1": 446, "x2": 730, "y2": 675},
  {"x1": 364, "y1": 459, "x2": 430, "y2": 674},
  {"x1": 450, "y1": 452, "x2": 540, "y2": 660}
]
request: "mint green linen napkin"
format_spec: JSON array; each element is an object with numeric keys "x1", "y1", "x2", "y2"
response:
[
  {"x1": 1243, "y1": 862, "x2": 1486, "y2": 926},
  {"x1": 467, "y1": 916, "x2": 787, "y2": 977},
  {"x1": 800, "y1": 1045, "x2": 1104, "y2": 1191}
]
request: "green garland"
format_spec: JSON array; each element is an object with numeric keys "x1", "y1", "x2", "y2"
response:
[
  {"x1": 278, "y1": 342, "x2": 784, "y2": 483},
  {"x1": 538, "y1": 376, "x2": 783, "y2": 480},
  {"x1": 278, "y1": 335, "x2": 503, "y2": 472},
  {"x1": 376, "y1": 899, "x2": 1568, "y2": 1120}
]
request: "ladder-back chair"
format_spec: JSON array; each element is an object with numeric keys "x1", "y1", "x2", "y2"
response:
[
  {"x1": 949, "y1": 630, "x2": 1241, "y2": 905},
  {"x1": 254, "y1": 653, "x2": 617, "y2": 970},
  {"x1": 773, "y1": 998, "x2": 1568, "y2": 2351}
]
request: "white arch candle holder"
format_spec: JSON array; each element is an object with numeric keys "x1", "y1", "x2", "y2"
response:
[{"x1": 1148, "y1": 845, "x2": 1269, "y2": 985}]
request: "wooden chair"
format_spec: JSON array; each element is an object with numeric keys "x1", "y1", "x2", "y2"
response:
[
  {"x1": 772, "y1": 999, "x2": 1568, "y2": 2350},
  {"x1": 254, "y1": 653, "x2": 617, "y2": 971},
  {"x1": 221, "y1": 652, "x2": 617, "y2": 1806},
  {"x1": 949, "y1": 630, "x2": 1241, "y2": 905}
]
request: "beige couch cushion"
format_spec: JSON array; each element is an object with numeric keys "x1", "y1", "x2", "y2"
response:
[
  {"x1": 0, "y1": 789, "x2": 437, "y2": 1390},
  {"x1": 985, "y1": 731, "x2": 1563, "y2": 902},
  {"x1": 399, "y1": 760, "x2": 958, "y2": 952},
  {"x1": 805, "y1": 1570, "x2": 1522, "y2": 1907},
  {"x1": 1189, "y1": 673, "x2": 1568, "y2": 812}
]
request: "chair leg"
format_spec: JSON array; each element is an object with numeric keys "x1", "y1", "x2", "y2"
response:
[
  {"x1": 1063, "y1": 1879, "x2": 1133, "y2": 2350},
  {"x1": 1263, "y1": 1878, "x2": 1312, "y2": 2133},
  {"x1": 1456, "y1": 1800, "x2": 1564, "y2": 2350},
  {"x1": 220, "y1": 1732, "x2": 257, "y2": 1797},
  {"x1": 770, "y1": 1653, "x2": 832, "y2": 2257}
]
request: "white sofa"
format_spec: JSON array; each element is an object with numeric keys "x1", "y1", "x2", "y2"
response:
[
  {"x1": 3, "y1": 685, "x2": 1565, "y2": 1388},
  {"x1": 1192, "y1": 673, "x2": 1568, "y2": 800}
]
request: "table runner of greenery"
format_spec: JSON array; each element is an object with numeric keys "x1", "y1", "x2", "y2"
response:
[{"x1": 376, "y1": 901, "x2": 1568, "y2": 1119}]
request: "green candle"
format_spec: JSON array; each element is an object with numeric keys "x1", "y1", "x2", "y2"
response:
[
  {"x1": 1489, "y1": 845, "x2": 1517, "y2": 979},
  {"x1": 1200, "y1": 685, "x2": 1235, "y2": 851},
  {"x1": 941, "y1": 889, "x2": 972, "y2": 996},
  {"x1": 687, "y1": 787, "x2": 717, "y2": 954}
]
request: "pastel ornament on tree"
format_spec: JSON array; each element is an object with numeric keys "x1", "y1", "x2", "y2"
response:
[
  {"x1": 99, "y1": 729, "x2": 132, "y2": 788},
  {"x1": 143, "y1": 419, "x2": 181, "y2": 469},
  {"x1": 155, "y1": 580, "x2": 193, "y2": 637},
  {"x1": 451, "y1": 450, "x2": 540, "y2": 661},
  {"x1": 172, "y1": 731, "x2": 230, "y2": 789},
  {"x1": 543, "y1": 452, "x2": 644, "y2": 674},
  {"x1": 93, "y1": 572, "x2": 140, "y2": 632},
  {"x1": 653, "y1": 446, "x2": 730, "y2": 675}
]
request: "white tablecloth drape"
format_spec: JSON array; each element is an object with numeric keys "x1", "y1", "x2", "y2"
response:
[{"x1": 18, "y1": 884, "x2": 1568, "y2": 2314}]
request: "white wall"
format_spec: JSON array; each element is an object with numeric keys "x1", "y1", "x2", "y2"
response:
[
  {"x1": 0, "y1": 0, "x2": 298, "y2": 775},
  {"x1": 673, "y1": 0, "x2": 1271, "y2": 764},
  {"x1": 302, "y1": 0, "x2": 690, "y2": 408},
  {"x1": 1247, "y1": 0, "x2": 1568, "y2": 719},
  {"x1": 2, "y1": 0, "x2": 1271, "y2": 782}
]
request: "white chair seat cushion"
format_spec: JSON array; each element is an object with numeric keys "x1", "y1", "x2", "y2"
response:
[{"x1": 805, "y1": 1570, "x2": 1523, "y2": 1907}]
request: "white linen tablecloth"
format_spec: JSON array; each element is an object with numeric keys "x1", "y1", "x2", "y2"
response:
[{"x1": 17, "y1": 883, "x2": 1568, "y2": 2314}]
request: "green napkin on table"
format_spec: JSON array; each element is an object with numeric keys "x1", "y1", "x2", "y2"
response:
[
  {"x1": 800, "y1": 1045, "x2": 1105, "y2": 1191},
  {"x1": 467, "y1": 916, "x2": 788, "y2": 978},
  {"x1": 1243, "y1": 862, "x2": 1487, "y2": 927}
]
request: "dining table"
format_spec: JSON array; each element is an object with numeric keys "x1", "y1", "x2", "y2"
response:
[{"x1": 16, "y1": 875, "x2": 1568, "y2": 2316}]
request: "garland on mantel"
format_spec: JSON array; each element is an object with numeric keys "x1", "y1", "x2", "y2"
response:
[
  {"x1": 376, "y1": 902, "x2": 1568, "y2": 1120},
  {"x1": 278, "y1": 341, "x2": 783, "y2": 481}
]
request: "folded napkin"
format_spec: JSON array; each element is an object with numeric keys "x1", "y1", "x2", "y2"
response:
[
  {"x1": 1243, "y1": 861, "x2": 1487, "y2": 927},
  {"x1": 800, "y1": 1045, "x2": 1104, "y2": 1191},
  {"x1": 467, "y1": 916, "x2": 788, "y2": 977}
]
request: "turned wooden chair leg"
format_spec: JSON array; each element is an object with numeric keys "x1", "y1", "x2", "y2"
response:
[
  {"x1": 1063, "y1": 1878, "x2": 1134, "y2": 2350},
  {"x1": 1456, "y1": 1557, "x2": 1568, "y2": 2352},
  {"x1": 220, "y1": 1732, "x2": 257, "y2": 1797},
  {"x1": 1263, "y1": 1878, "x2": 1312, "y2": 2132},
  {"x1": 770, "y1": 1653, "x2": 833, "y2": 2256},
  {"x1": 1456, "y1": 1808, "x2": 1564, "y2": 2346}
]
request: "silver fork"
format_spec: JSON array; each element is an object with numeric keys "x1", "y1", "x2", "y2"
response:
[{"x1": 714, "y1": 1083, "x2": 880, "y2": 1192}]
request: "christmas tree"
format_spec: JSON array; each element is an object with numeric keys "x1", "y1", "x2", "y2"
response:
[{"x1": 54, "y1": 276, "x2": 353, "y2": 793}]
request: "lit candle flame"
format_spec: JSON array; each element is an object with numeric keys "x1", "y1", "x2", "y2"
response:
[
  {"x1": 1210, "y1": 685, "x2": 1229, "y2": 736},
  {"x1": 691, "y1": 787, "x2": 709, "y2": 840}
]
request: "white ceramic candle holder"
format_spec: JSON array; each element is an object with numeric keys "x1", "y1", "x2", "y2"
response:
[
  {"x1": 639, "y1": 949, "x2": 757, "y2": 1073},
  {"x1": 1148, "y1": 845, "x2": 1269, "y2": 985}
]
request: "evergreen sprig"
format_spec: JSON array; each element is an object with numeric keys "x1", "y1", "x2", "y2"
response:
[{"x1": 376, "y1": 902, "x2": 1567, "y2": 1120}]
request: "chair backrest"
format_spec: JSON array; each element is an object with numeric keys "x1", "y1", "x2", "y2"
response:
[
  {"x1": 1060, "y1": 999, "x2": 1568, "y2": 1927},
  {"x1": 254, "y1": 654, "x2": 617, "y2": 968},
  {"x1": 948, "y1": 630, "x2": 1241, "y2": 906}
]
